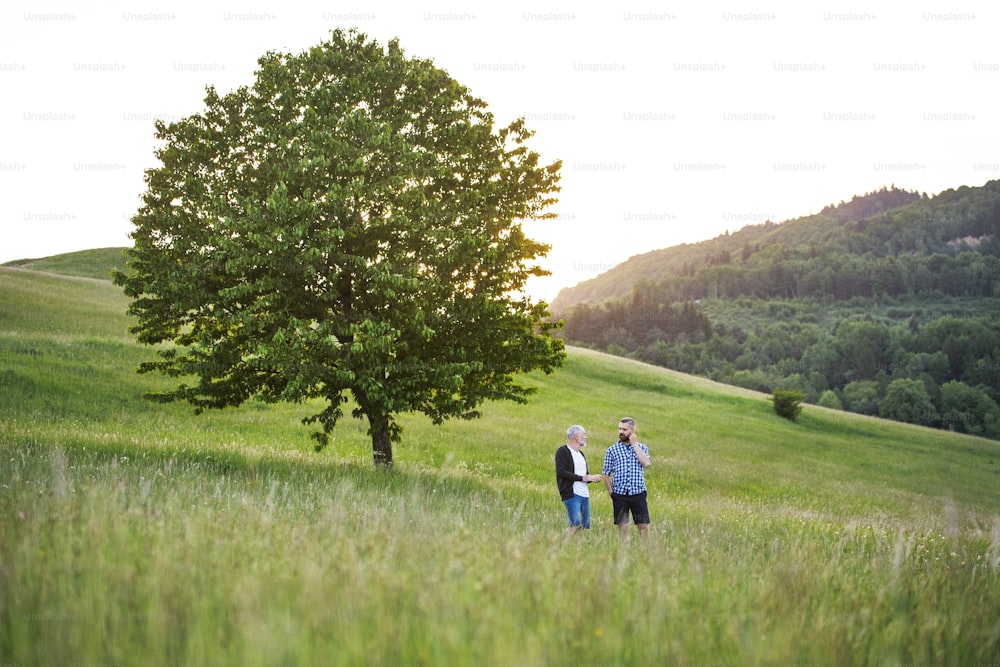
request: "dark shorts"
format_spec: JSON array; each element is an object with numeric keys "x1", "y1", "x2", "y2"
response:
[{"x1": 612, "y1": 491, "x2": 650, "y2": 525}]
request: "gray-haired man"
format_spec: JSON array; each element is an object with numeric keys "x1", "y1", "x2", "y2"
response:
[{"x1": 555, "y1": 425, "x2": 603, "y2": 535}]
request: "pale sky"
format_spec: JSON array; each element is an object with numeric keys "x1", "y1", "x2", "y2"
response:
[{"x1": 2, "y1": 1, "x2": 998, "y2": 303}]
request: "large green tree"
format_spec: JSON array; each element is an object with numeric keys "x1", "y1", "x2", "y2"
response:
[
  {"x1": 939, "y1": 381, "x2": 1000, "y2": 437},
  {"x1": 879, "y1": 378, "x2": 938, "y2": 427},
  {"x1": 114, "y1": 29, "x2": 565, "y2": 467}
]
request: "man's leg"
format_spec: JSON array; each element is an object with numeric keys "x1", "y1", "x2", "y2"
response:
[
  {"x1": 612, "y1": 493, "x2": 631, "y2": 538},
  {"x1": 633, "y1": 493, "x2": 651, "y2": 539},
  {"x1": 564, "y1": 496, "x2": 583, "y2": 536}
]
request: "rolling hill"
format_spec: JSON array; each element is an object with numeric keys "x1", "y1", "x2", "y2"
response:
[
  {"x1": 551, "y1": 181, "x2": 1000, "y2": 441},
  {"x1": 2, "y1": 254, "x2": 999, "y2": 665},
  {"x1": 550, "y1": 181, "x2": 1000, "y2": 311},
  {"x1": 1, "y1": 247, "x2": 128, "y2": 281},
  {"x1": 1, "y1": 253, "x2": 998, "y2": 508}
]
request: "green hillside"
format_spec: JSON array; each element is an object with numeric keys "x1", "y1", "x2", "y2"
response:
[
  {"x1": 2, "y1": 264, "x2": 999, "y2": 665},
  {"x1": 551, "y1": 182, "x2": 999, "y2": 311},
  {"x1": 1, "y1": 247, "x2": 128, "y2": 281},
  {"x1": 555, "y1": 182, "x2": 1000, "y2": 441}
]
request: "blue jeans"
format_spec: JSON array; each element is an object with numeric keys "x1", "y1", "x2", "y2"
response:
[{"x1": 563, "y1": 494, "x2": 591, "y2": 528}]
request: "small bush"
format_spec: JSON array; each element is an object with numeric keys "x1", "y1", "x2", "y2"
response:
[{"x1": 772, "y1": 389, "x2": 804, "y2": 421}]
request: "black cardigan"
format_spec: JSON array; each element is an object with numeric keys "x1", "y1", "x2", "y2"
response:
[{"x1": 555, "y1": 444, "x2": 588, "y2": 501}]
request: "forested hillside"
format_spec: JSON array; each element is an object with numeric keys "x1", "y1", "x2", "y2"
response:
[{"x1": 555, "y1": 181, "x2": 1000, "y2": 439}]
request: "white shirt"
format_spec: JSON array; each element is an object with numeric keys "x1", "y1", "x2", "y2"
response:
[{"x1": 570, "y1": 447, "x2": 589, "y2": 498}]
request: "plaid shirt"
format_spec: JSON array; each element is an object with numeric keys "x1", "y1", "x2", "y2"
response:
[{"x1": 602, "y1": 441, "x2": 650, "y2": 495}]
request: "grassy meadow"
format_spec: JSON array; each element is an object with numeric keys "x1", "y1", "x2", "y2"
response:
[{"x1": 1, "y1": 261, "x2": 1000, "y2": 666}]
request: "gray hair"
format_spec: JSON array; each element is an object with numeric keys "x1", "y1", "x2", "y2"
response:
[
  {"x1": 619, "y1": 417, "x2": 635, "y2": 428},
  {"x1": 566, "y1": 425, "x2": 585, "y2": 439}
]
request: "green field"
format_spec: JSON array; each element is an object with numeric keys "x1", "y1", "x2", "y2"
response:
[
  {"x1": 1, "y1": 247, "x2": 127, "y2": 281},
  {"x1": 2, "y1": 261, "x2": 999, "y2": 666}
]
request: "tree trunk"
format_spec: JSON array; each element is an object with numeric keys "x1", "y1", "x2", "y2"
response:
[{"x1": 369, "y1": 413, "x2": 393, "y2": 468}]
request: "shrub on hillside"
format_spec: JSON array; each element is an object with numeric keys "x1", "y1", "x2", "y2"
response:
[{"x1": 771, "y1": 389, "x2": 805, "y2": 421}]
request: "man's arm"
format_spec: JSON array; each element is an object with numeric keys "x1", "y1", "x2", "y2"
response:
[
  {"x1": 623, "y1": 433, "x2": 651, "y2": 468},
  {"x1": 633, "y1": 443, "x2": 651, "y2": 468},
  {"x1": 554, "y1": 447, "x2": 581, "y2": 481},
  {"x1": 602, "y1": 451, "x2": 614, "y2": 494},
  {"x1": 602, "y1": 474, "x2": 613, "y2": 495}
]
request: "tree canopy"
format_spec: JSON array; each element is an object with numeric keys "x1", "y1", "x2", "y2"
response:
[{"x1": 114, "y1": 29, "x2": 565, "y2": 467}]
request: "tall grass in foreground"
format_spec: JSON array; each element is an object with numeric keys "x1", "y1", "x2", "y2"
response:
[{"x1": 3, "y1": 442, "x2": 998, "y2": 666}]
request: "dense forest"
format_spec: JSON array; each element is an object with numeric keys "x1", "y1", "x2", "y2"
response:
[{"x1": 555, "y1": 182, "x2": 1000, "y2": 439}]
